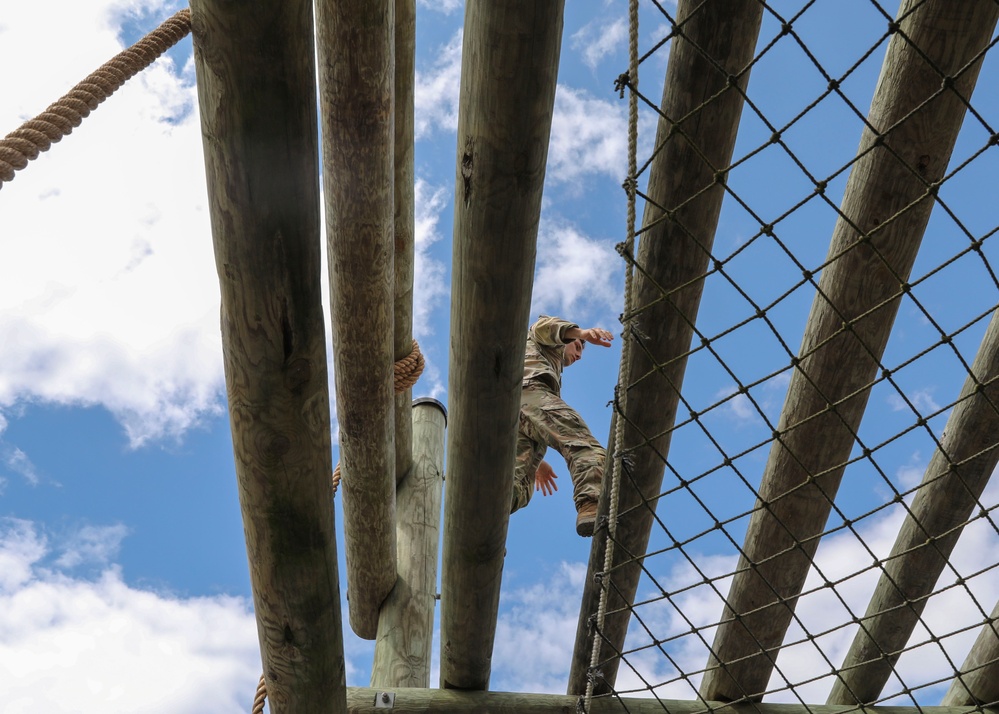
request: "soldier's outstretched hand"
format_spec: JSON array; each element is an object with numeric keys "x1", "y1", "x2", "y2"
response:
[
  {"x1": 535, "y1": 460, "x2": 558, "y2": 497},
  {"x1": 579, "y1": 327, "x2": 614, "y2": 348}
]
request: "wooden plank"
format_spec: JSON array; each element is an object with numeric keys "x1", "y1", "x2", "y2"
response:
[
  {"x1": 567, "y1": 0, "x2": 764, "y2": 695},
  {"x1": 371, "y1": 398, "x2": 447, "y2": 687},
  {"x1": 189, "y1": 1, "x2": 346, "y2": 712},
  {"x1": 394, "y1": 0, "x2": 416, "y2": 487},
  {"x1": 942, "y1": 600, "x2": 999, "y2": 706},
  {"x1": 701, "y1": 0, "x2": 999, "y2": 703},
  {"x1": 829, "y1": 308, "x2": 999, "y2": 704},
  {"x1": 345, "y1": 687, "x2": 999, "y2": 714},
  {"x1": 440, "y1": 0, "x2": 564, "y2": 692},
  {"x1": 315, "y1": 0, "x2": 397, "y2": 640}
]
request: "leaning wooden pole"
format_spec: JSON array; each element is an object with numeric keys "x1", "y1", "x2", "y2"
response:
[
  {"x1": 701, "y1": 1, "x2": 999, "y2": 702},
  {"x1": 829, "y1": 307, "x2": 999, "y2": 704},
  {"x1": 315, "y1": 0, "x2": 397, "y2": 640},
  {"x1": 189, "y1": 2, "x2": 346, "y2": 712},
  {"x1": 393, "y1": 0, "x2": 417, "y2": 487},
  {"x1": 567, "y1": 0, "x2": 764, "y2": 695},
  {"x1": 371, "y1": 398, "x2": 447, "y2": 688},
  {"x1": 440, "y1": 0, "x2": 564, "y2": 691},
  {"x1": 942, "y1": 599, "x2": 999, "y2": 706}
]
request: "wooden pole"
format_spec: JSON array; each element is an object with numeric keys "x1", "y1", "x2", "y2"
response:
[
  {"x1": 440, "y1": 0, "x2": 564, "y2": 691},
  {"x1": 942, "y1": 600, "x2": 999, "y2": 706},
  {"x1": 829, "y1": 308, "x2": 999, "y2": 704},
  {"x1": 701, "y1": 1, "x2": 999, "y2": 703},
  {"x1": 567, "y1": 0, "x2": 764, "y2": 695},
  {"x1": 344, "y1": 687, "x2": 999, "y2": 714},
  {"x1": 315, "y1": 0, "x2": 397, "y2": 640},
  {"x1": 371, "y1": 398, "x2": 447, "y2": 687},
  {"x1": 394, "y1": 0, "x2": 417, "y2": 487},
  {"x1": 189, "y1": 2, "x2": 346, "y2": 712}
]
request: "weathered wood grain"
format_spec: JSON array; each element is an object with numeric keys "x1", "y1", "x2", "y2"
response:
[
  {"x1": 315, "y1": 0, "x2": 397, "y2": 640},
  {"x1": 441, "y1": 0, "x2": 564, "y2": 691},
  {"x1": 371, "y1": 398, "x2": 447, "y2": 687},
  {"x1": 189, "y1": 1, "x2": 346, "y2": 711}
]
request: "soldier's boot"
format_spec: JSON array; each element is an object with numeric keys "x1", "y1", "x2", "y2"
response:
[{"x1": 575, "y1": 499, "x2": 598, "y2": 537}]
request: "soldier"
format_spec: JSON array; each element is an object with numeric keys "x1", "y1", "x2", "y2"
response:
[{"x1": 512, "y1": 315, "x2": 613, "y2": 536}]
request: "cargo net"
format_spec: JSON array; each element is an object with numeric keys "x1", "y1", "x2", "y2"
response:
[{"x1": 581, "y1": 0, "x2": 999, "y2": 710}]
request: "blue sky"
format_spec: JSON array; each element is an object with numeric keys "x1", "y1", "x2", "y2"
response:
[{"x1": 1, "y1": 1, "x2": 998, "y2": 711}]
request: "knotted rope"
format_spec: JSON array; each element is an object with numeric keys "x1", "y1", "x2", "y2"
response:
[
  {"x1": 254, "y1": 339, "x2": 424, "y2": 712},
  {"x1": 0, "y1": 8, "x2": 192, "y2": 191}
]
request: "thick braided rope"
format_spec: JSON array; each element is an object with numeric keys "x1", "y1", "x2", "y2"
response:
[
  {"x1": 0, "y1": 8, "x2": 192, "y2": 191},
  {"x1": 584, "y1": 0, "x2": 639, "y2": 709},
  {"x1": 250, "y1": 673, "x2": 267, "y2": 714},
  {"x1": 331, "y1": 339, "x2": 424, "y2": 493},
  {"x1": 254, "y1": 341, "x2": 425, "y2": 709}
]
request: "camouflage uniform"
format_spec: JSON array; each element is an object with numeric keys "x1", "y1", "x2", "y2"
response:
[{"x1": 512, "y1": 315, "x2": 606, "y2": 512}]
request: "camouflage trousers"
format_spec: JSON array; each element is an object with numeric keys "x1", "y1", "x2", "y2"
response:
[{"x1": 512, "y1": 382, "x2": 605, "y2": 512}]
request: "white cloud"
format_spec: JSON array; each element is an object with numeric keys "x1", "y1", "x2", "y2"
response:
[
  {"x1": 549, "y1": 85, "x2": 631, "y2": 186},
  {"x1": 55, "y1": 523, "x2": 129, "y2": 569},
  {"x1": 415, "y1": 30, "x2": 462, "y2": 139},
  {"x1": 417, "y1": 0, "x2": 462, "y2": 13},
  {"x1": 0, "y1": 1, "x2": 224, "y2": 447},
  {"x1": 571, "y1": 16, "x2": 627, "y2": 71},
  {"x1": 887, "y1": 387, "x2": 941, "y2": 416},
  {"x1": 493, "y1": 561, "x2": 587, "y2": 693},
  {"x1": 0, "y1": 518, "x2": 263, "y2": 713},
  {"x1": 532, "y1": 220, "x2": 622, "y2": 324},
  {"x1": 412, "y1": 178, "x2": 450, "y2": 399},
  {"x1": 4, "y1": 447, "x2": 39, "y2": 486}
]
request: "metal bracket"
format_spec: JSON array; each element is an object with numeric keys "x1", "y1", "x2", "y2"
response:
[{"x1": 374, "y1": 691, "x2": 395, "y2": 709}]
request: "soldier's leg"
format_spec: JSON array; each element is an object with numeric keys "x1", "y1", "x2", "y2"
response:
[
  {"x1": 531, "y1": 390, "x2": 605, "y2": 509},
  {"x1": 512, "y1": 425, "x2": 546, "y2": 513}
]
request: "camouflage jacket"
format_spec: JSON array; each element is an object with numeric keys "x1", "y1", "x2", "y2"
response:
[{"x1": 522, "y1": 315, "x2": 579, "y2": 394}]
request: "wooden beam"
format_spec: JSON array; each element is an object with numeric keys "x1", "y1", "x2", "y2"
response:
[
  {"x1": 701, "y1": 1, "x2": 999, "y2": 703},
  {"x1": 315, "y1": 0, "x2": 397, "y2": 640},
  {"x1": 345, "y1": 687, "x2": 999, "y2": 714},
  {"x1": 829, "y1": 308, "x2": 999, "y2": 704},
  {"x1": 567, "y1": 0, "x2": 764, "y2": 695},
  {"x1": 394, "y1": 0, "x2": 417, "y2": 487},
  {"x1": 942, "y1": 599, "x2": 999, "y2": 706},
  {"x1": 371, "y1": 398, "x2": 447, "y2": 687},
  {"x1": 189, "y1": 2, "x2": 346, "y2": 712},
  {"x1": 440, "y1": 0, "x2": 564, "y2": 691}
]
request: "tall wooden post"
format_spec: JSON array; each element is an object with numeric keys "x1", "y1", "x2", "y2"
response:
[
  {"x1": 440, "y1": 1, "x2": 564, "y2": 691},
  {"x1": 315, "y1": 0, "x2": 397, "y2": 640},
  {"x1": 829, "y1": 308, "x2": 999, "y2": 704},
  {"x1": 371, "y1": 398, "x2": 447, "y2": 688},
  {"x1": 394, "y1": 0, "x2": 417, "y2": 487},
  {"x1": 189, "y1": 1, "x2": 346, "y2": 712},
  {"x1": 942, "y1": 599, "x2": 999, "y2": 706},
  {"x1": 567, "y1": 0, "x2": 764, "y2": 695},
  {"x1": 701, "y1": 1, "x2": 999, "y2": 702}
]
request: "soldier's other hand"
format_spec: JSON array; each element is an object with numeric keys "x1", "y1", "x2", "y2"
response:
[
  {"x1": 534, "y1": 460, "x2": 558, "y2": 497},
  {"x1": 581, "y1": 327, "x2": 614, "y2": 348}
]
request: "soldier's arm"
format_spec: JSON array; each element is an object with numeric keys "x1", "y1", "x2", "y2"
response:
[
  {"x1": 564, "y1": 325, "x2": 614, "y2": 348},
  {"x1": 529, "y1": 315, "x2": 580, "y2": 347}
]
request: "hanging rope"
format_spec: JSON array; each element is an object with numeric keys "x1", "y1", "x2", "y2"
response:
[
  {"x1": 0, "y1": 8, "x2": 192, "y2": 191},
  {"x1": 583, "y1": 0, "x2": 639, "y2": 711}
]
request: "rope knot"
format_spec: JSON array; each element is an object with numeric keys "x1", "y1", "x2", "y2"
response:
[{"x1": 613, "y1": 72, "x2": 631, "y2": 98}]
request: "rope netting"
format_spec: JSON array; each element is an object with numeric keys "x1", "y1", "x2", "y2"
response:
[{"x1": 583, "y1": 0, "x2": 999, "y2": 711}]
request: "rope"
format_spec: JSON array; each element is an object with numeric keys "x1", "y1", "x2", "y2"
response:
[
  {"x1": 256, "y1": 340, "x2": 424, "y2": 711},
  {"x1": 583, "y1": 0, "x2": 638, "y2": 710},
  {"x1": 0, "y1": 8, "x2": 192, "y2": 191},
  {"x1": 251, "y1": 673, "x2": 267, "y2": 714}
]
